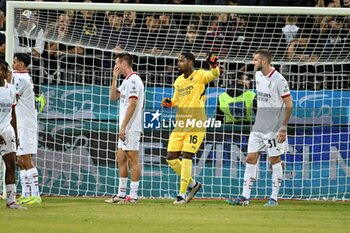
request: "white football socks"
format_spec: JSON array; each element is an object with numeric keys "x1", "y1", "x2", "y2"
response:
[
  {"x1": 242, "y1": 163, "x2": 257, "y2": 200},
  {"x1": 130, "y1": 181, "x2": 139, "y2": 199},
  {"x1": 20, "y1": 170, "x2": 30, "y2": 198},
  {"x1": 117, "y1": 177, "x2": 128, "y2": 198},
  {"x1": 27, "y1": 167, "x2": 40, "y2": 197},
  {"x1": 6, "y1": 184, "x2": 16, "y2": 204},
  {"x1": 270, "y1": 162, "x2": 283, "y2": 201}
]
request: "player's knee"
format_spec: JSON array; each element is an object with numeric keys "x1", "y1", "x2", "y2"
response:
[
  {"x1": 3, "y1": 153, "x2": 16, "y2": 171},
  {"x1": 128, "y1": 157, "x2": 139, "y2": 167},
  {"x1": 117, "y1": 157, "x2": 127, "y2": 167},
  {"x1": 17, "y1": 154, "x2": 34, "y2": 169},
  {"x1": 246, "y1": 155, "x2": 258, "y2": 164},
  {"x1": 269, "y1": 156, "x2": 281, "y2": 165},
  {"x1": 16, "y1": 156, "x2": 25, "y2": 168}
]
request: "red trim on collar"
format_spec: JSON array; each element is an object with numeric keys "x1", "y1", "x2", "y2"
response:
[
  {"x1": 126, "y1": 72, "x2": 137, "y2": 80},
  {"x1": 13, "y1": 70, "x2": 29, "y2": 74},
  {"x1": 267, "y1": 69, "x2": 275, "y2": 78}
]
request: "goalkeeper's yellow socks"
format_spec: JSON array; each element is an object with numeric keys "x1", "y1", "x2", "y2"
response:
[
  {"x1": 179, "y1": 159, "x2": 192, "y2": 195},
  {"x1": 166, "y1": 159, "x2": 194, "y2": 185}
]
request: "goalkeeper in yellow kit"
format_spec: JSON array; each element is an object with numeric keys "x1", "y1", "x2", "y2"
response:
[{"x1": 161, "y1": 52, "x2": 219, "y2": 204}]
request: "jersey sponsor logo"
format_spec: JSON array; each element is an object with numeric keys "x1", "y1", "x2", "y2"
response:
[
  {"x1": 0, "y1": 103, "x2": 12, "y2": 113},
  {"x1": 257, "y1": 91, "x2": 271, "y2": 102},
  {"x1": 178, "y1": 86, "x2": 193, "y2": 97}
]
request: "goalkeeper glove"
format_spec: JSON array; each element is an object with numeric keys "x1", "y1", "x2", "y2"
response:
[
  {"x1": 206, "y1": 53, "x2": 218, "y2": 68},
  {"x1": 161, "y1": 98, "x2": 172, "y2": 108}
]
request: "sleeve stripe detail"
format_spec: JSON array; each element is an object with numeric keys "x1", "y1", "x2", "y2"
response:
[
  {"x1": 129, "y1": 96, "x2": 138, "y2": 99},
  {"x1": 281, "y1": 94, "x2": 291, "y2": 98}
]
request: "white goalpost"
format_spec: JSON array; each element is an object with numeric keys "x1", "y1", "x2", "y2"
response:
[{"x1": 2, "y1": 1, "x2": 349, "y2": 200}]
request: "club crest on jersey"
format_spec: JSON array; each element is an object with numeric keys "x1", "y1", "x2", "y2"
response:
[{"x1": 268, "y1": 82, "x2": 272, "y2": 89}]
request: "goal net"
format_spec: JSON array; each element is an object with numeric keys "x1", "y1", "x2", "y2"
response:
[{"x1": 2, "y1": 2, "x2": 349, "y2": 200}]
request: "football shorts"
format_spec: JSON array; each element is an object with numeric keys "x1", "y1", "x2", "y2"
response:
[
  {"x1": 118, "y1": 131, "x2": 141, "y2": 151},
  {"x1": 17, "y1": 128, "x2": 38, "y2": 156},
  {"x1": 167, "y1": 131, "x2": 205, "y2": 154},
  {"x1": 0, "y1": 125, "x2": 16, "y2": 157},
  {"x1": 248, "y1": 131, "x2": 288, "y2": 157}
]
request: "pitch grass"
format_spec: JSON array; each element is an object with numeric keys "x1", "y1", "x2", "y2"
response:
[{"x1": 0, "y1": 198, "x2": 349, "y2": 233}]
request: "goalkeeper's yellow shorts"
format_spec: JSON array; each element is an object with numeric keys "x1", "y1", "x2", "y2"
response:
[{"x1": 167, "y1": 131, "x2": 205, "y2": 154}]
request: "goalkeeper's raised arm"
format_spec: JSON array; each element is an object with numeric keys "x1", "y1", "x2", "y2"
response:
[{"x1": 161, "y1": 52, "x2": 219, "y2": 110}]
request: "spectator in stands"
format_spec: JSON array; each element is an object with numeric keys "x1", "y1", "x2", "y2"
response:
[
  {"x1": 224, "y1": 14, "x2": 254, "y2": 57},
  {"x1": 0, "y1": 10, "x2": 5, "y2": 59},
  {"x1": 282, "y1": 16, "x2": 300, "y2": 44},
  {"x1": 342, "y1": 0, "x2": 350, "y2": 7},
  {"x1": 312, "y1": 15, "x2": 348, "y2": 59},
  {"x1": 14, "y1": 10, "x2": 45, "y2": 60},
  {"x1": 287, "y1": 34, "x2": 319, "y2": 62},
  {"x1": 138, "y1": 13, "x2": 161, "y2": 54},
  {"x1": 79, "y1": 1, "x2": 98, "y2": 44},
  {"x1": 204, "y1": 15, "x2": 225, "y2": 55},
  {"x1": 124, "y1": 11, "x2": 137, "y2": 28},
  {"x1": 102, "y1": 11, "x2": 125, "y2": 51},
  {"x1": 98, "y1": 11, "x2": 134, "y2": 68},
  {"x1": 156, "y1": 12, "x2": 179, "y2": 54},
  {"x1": 216, "y1": 72, "x2": 256, "y2": 124},
  {"x1": 44, "y1": 13, "x2": 77, "y2": 75},
  {"x1": 179, "y1": 24, "x2": 206, "y2": 57},
  {"x1": 120, "y1": 11, "x2": 138, "y2": 52}
]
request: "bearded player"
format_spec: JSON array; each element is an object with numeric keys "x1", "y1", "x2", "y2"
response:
[{"x1": 227, "y1": 49, "x2": 293, "y2": 206}]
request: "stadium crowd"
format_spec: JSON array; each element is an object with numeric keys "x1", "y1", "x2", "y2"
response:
[{"x1": 0, "y1": 0, "x2": 349, "y2": 90}]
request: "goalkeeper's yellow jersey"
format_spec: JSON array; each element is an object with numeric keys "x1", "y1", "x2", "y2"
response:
[{"x1": 171, "y1": 67, "x2": 220, "y2": 121}]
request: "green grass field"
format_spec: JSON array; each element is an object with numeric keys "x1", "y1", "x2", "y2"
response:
[{"x1": 1, "y1": 198, "x2": 349, "y2": 233}]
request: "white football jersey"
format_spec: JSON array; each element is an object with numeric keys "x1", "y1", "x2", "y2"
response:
[
  {"x1": 0, "y1": 82, "x2": 16, "y2": 133},
  {"x1": 252, "y1": 69, "x2": 291, "y2": 133},
  {"x1": 117, "y1": 72, "x2": 144, "y2": 133},
  {"x1": 12, "y1": 71, "x2": 37, "y2": 130}
]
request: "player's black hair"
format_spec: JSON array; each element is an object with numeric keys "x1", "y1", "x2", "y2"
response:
[
  {"x1": 181, "y1": 52, "x2": 195, "y2": 65},
  {"x1": 14, "y1": 53, "x2": 31, "y2": 67},
  {"x1": 115, "y1": 52, "x2": 133, "y2": 67},
  {"x1": 0, "y1": 59, "x2": 10, "y2": 82}
]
